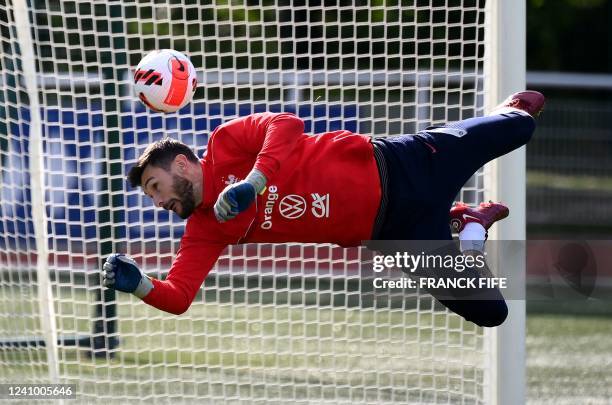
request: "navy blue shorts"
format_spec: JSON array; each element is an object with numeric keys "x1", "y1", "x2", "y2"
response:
[
  {"x1": 373, "y1": 111, "x2": 536, "y2": 240},
  {"x1": 371, "y1": 111, "x2": 536, "y2": 327}
]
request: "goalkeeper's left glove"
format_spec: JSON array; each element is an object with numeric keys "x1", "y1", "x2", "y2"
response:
[
  {"x1": 214, "y1": 169, "x2": 267, "y2": 222},
  {"x1": 102, "y1": 254, "x2": 153, "y2": 299}
]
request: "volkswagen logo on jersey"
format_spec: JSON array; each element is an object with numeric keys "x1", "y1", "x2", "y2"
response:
[
  {"x1": 260, "y1": 189, "x2": 332, "y2": 230},
  {"x1": 279, "y1": 195, "x2": 307, "y2": 219}
]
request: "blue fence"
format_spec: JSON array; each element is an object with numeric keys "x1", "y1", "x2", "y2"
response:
[{"x1": 0, "y1": 102, "x2": 359, "y2": 250}]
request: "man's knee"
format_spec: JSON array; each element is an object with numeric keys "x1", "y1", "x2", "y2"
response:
[
  {"x1": 441, "y1": 298, "x2": 508, "y2": 328},
  {"x1": 457, "y1": 111, "x2": 536, "y2": 145},
  {"x1": 496, "y1": 111, "x2": 536, "y2": 146},
  {"x1": 466, "y1": 300, "x2": 508, "y2": 328}
]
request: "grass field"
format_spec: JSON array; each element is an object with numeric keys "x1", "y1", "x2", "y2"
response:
[
  {"x1": 1, "y1": 285, "x2": 485, "y2": 404},
  {"x1": 2, "y1": 285, "x2": 612, "y2": 404},
  {"x1": 527, "y1": 312, "x2": 612, "y2": 404}
]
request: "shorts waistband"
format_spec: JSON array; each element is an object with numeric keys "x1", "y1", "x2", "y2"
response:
[{"x1": 370, "y1": 139, "x2": 389, "y2": 240}]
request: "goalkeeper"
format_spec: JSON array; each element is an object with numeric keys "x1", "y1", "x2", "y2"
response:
[{"x1": 103, "y1": 91, "x2": 544, "y2": 327}]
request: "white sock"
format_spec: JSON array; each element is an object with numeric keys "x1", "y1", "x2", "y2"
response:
[
  {"x1": 459, "y1": 222, "x2": 486, "y2": 253},
  {"x1": 488, "y1": 106, "x2": 531, "y2": 117}
]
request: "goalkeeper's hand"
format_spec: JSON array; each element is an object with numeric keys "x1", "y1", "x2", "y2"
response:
[
  {"x1": 102, "y1": 254, "x2": 153, "y2": 299},
  {"x1": 214, "y1": 169, "x2": 267, "y2": 222}
]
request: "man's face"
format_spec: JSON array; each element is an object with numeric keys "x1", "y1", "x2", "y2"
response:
[{"x1": 141, "y1": 164, "x2": 197, "y2": 219}]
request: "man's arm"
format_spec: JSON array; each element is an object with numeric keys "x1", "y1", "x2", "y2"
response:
[
  {"x1": 103, "y1": 239, "x2": 226, "y2": 315},
  {"x1": 213, "y1": 112, "x2": 305, "y2": 222},
  {"x1": 240, "y1": 112, "x2": 305, "y2": 181},
  {"x1": 143, "y1": 240, "x2": 226, "y2": 314}
]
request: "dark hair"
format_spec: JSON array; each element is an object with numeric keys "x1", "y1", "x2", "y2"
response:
[{"x1": 127, "y1": 138, "x2": 199, "y2": 188}]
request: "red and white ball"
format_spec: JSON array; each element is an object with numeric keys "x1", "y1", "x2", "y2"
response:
[{"x1": 133, "y1": 49, "x2": 197, "y2": 113}]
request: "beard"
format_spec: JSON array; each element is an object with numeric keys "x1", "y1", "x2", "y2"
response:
[{"x1": 171, "y1": 174, "x2": 197, "y2": 219}]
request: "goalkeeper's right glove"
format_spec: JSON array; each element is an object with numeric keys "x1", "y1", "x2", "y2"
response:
[
  {"x1": 102, "y1": 254, "x2": 153, "y2": 299},
  {"x1": 214, "y1": 169, "x2": 267, "y2": 222}
]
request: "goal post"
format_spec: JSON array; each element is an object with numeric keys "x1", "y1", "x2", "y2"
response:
[
  {"x1": 0, "y1": 1, "x2": 526, "y2": 403},
  {"x1": 11, "y1": 0, "x2": 60, "y2": 385},
  {"x1": 484, "y1": 1, "x2": 527, "y2": 404}
]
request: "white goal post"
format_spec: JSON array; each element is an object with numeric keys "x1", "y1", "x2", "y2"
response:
[{"x1": 0, "y1": 1, "x2": 525, "y2": 403}]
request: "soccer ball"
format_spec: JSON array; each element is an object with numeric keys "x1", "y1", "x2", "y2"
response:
[{"x1": 133, "y1": 49, "x2": 197, "y2": 113}]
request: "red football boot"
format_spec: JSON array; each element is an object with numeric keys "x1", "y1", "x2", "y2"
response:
[
  {"x1": 450, "y1": 202, "x2": 510, "y2": 234},
  {"x1": 496, "y1": 90, "x2": 545, "y2": 117}
]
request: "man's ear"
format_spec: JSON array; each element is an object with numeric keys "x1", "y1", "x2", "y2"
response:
[{"x1": 173, "y1": 154, "x2": 189, "y2": 173}]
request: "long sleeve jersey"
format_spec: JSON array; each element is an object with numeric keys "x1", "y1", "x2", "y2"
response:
[{"x1": 143, "y1": 112, "x2": 381, "y2": 314}]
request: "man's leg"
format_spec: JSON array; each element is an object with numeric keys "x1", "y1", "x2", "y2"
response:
[
  {"x1": 403, "y1": 207, "x2": 508, "y2": 328},
  {"x1": 371, "y1": 92, "x2": 543, "y2": 326},
  {"x1": 415, "y1": 91, "x2": 544, "y2": 202}
]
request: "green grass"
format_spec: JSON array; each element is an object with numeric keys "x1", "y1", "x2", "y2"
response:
[
  {"x1": 1, "y1": 285, "x2": 484, "y2": 404},
  {"x1": 527, "y1": 313, "x2": 612, "y2": 404},
  {"x1": 3, "y1": 285, "x2": 612, "y2": 403}
]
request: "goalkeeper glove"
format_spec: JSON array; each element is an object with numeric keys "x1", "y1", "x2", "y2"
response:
[
  {"x1": 214, "y1": 169, "x2": 267, "y2": 222},
  {"x1": 102, "y1": 254, "x2": 153, "y2": 298}
]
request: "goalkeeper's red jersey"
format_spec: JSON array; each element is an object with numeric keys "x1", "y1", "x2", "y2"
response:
[{"x1": 143, "y1": 112, "x2": 381, "y2": 314}]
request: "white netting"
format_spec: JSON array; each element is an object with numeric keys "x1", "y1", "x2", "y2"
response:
[{"x1": 1, "y1": 0, "x2": 491, "y2": 403}]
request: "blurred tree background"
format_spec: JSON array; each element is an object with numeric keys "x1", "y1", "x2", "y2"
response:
[
  {"x1": 527, "y1": 0, "x2": 611, "y2": 73},
  {"x1": 525, "y1": 0, "x2": 612, "y2": 239}
]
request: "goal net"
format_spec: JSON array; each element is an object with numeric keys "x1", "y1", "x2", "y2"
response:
[{"x1": 0, "y1": 0, "x2": 523, "y2": 403}]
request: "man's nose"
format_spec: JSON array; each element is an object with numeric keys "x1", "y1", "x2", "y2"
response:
[{"x1": 154, "y1": 196, "x2": 165, "y2": 208}]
